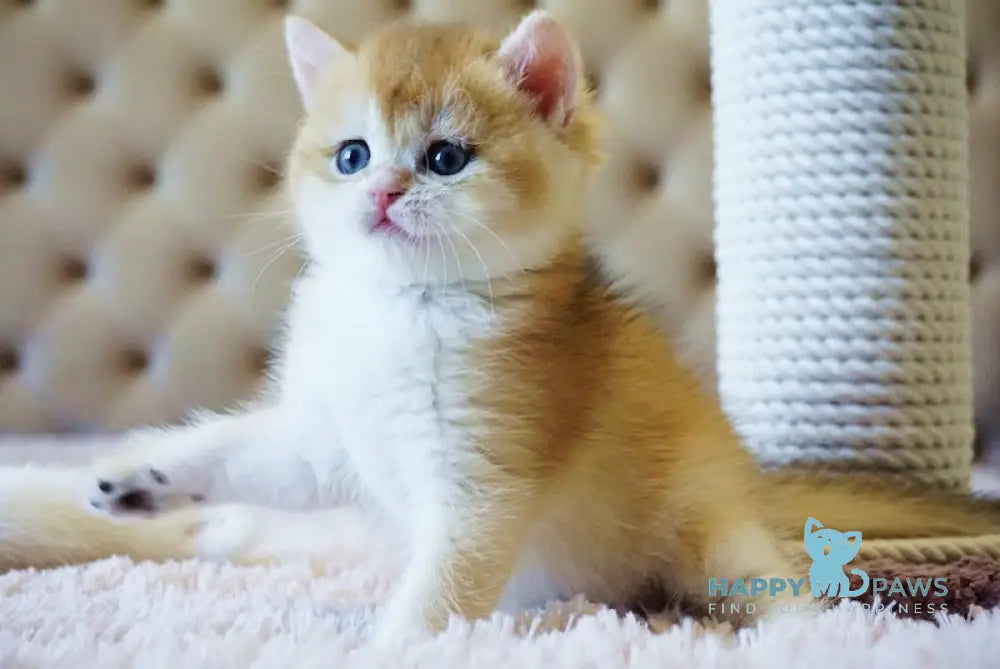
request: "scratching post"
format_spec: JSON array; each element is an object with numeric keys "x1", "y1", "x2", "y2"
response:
[{"x1": 708, "y1": 1, "x2": 974, "y2": 491}]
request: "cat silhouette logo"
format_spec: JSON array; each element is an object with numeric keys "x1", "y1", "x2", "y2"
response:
[{"x1": 803, "y1": 517, "x2": 870, "y2": 598}]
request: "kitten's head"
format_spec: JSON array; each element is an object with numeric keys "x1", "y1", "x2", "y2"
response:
[{"x1": 283, "y1": 12, "x2": 600, "y2": 283}]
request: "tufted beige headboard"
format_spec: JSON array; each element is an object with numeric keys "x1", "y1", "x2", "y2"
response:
[{"x1": 1, "y1": 1, "x2": 999, "y2": 453}]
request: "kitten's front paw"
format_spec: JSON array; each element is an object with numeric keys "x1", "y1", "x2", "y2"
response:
[
  {"x1": 371, "y1": 611, "x2": 430, "y2": 650},
  {"x1": 371, "y1": 595, "x2": 447, "y2": 649},
  {"x1": 86, "y1": 456, "x2": 207, "y2": 517}
]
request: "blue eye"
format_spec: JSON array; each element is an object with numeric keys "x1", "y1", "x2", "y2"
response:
[
  {"x1": 425, "y1": 140, "x2": 473, "y2": 176},
  {"x1": 334, "y1": 140, "x2": 370, "y2": 175}
]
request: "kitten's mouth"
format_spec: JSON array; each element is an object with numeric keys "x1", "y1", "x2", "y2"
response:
[
  {"x1": 371, "y1": 215, "x2": 411, "y2": 240},
  {"x1": 370, "y1": 215, "x2": 438, "y2": 243}
]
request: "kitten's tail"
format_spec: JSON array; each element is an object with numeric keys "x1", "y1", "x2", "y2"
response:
[
  {"x1": 0, "y1": 465, "x2": 204, "y2": 573},
  {"x1": 761, "y1": 470, "x2": 1000, "y2": 539}
]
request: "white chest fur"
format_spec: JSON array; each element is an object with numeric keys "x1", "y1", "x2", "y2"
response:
[{"x1": 277, "y1": 268, "x2": 497, "y2": 522}]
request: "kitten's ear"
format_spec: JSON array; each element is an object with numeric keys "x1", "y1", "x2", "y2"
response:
[
  {"x1": 497, "y1": 11, "x2": 583, "y2": 126},
  {"x1": 284, "y1": 16, "x2": 351, "y2": 110}
]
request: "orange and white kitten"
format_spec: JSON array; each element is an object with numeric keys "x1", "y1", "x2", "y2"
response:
[{"x1": 4, "y1": 11, "x2": 999, "y2": 646}]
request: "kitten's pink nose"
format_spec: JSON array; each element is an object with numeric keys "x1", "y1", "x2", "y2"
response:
[{"x1": 372, "y1": 188, "x2": 405, "y2": 216}]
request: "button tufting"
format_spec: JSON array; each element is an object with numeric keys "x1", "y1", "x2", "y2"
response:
[
  {"x1": 1, "y1": 160, "x2": 27, "y2": 189},
  {"x1": 0, "y1": 346, "x2": 18, "y2": 376},
  {"x1": 58, "y1": 256, "x2": 88, "y2": 283},
  {"x1": 193, "y1": 67, "x2": 224, "y2": 96},
  {"x1": 126, "y1": 163, "x2": 157, "y2": 191},
  {"x1": 0, "y1": 0, "x2": 993, "y2": 443},
  {"x1": 119, "y1": 348, "x2": 149, "y2": 375},
  {"x1": 64, "y1": 70, "x2": 96, "y2": 98},
  {"x1": 967, "y1": 59, "x2": 980, "y2": 95},
  {"x1": 187, "y1": 256, "x2": 216, "y2": 282},
  {"x1": 631, "y1": 160, "x2": 661, "y2": 193},
  {"x1": 247, "y1": 346, "x2": 271, "y2": 375},
  {"x1": 970, "y1": 252, "x2": 983, "y2": 283},
  {"x1": 252, "y1": 162, "x2": 283, "y2": 191},
  {"x1": 698, "y1": 253, "x2": 716, "y2": 285},
  {"x1": 695, "y1": 66, "x2": 712, "y2": 103}
]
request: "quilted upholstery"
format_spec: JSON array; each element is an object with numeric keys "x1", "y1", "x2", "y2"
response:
[{"x1": 0, "y1": 1, "x2": 998, "y2": 454}]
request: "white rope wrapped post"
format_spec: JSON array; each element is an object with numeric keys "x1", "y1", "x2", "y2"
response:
[{"x1": 709, "y1": 0, "x2": 974, "y2": 490}]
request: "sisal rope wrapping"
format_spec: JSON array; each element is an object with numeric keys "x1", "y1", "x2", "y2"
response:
[
  {"x1": 858, "y1": 535, "x2": 1000, "y2": 564},
  {"x1": 708, "y1": 0, "x2": 974, "y2": 490}
]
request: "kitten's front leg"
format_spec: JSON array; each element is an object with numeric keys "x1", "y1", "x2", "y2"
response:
[
  {"x1": 86, "y1": 419, "x2": 236, "y2": 515},
  {"x1": 85, "y1": 405, "x2": 345, "y2": 515},
  {"x1": 373, "y1": 485, "x2": 534, "y2": 647}
]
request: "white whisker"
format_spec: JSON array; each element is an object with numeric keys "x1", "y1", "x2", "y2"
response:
[
  {"x1": 421, "y1": 232, "x2": 432, "y2": 285},
  {"x1": 436, "y1": 220, "x2": 467, "y2": 292},
  {"x1": 450, "y1": 224, "x2": 495, "y2": 317},
  {"x1": 223, "y1": 208, "x2": 295, "y2": 222},
  {"x1": 244, "y1": 233, "x2": 304, "y2": 258},
  {"x1": 250, "y1": 238, "x2": 302, "y2": 294},
  {"x1": 435, "y1": 225, "x2": 448, "y2": 287},
  {"x1": 462, "y1": 215, "x2": 524, "y2": 276},
  {"x1": 430, "y1": 183, "x2": 525, "y2": 277}
]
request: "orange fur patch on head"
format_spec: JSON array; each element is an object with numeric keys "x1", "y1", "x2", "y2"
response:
[{"x1": 355, "y1": 20, "x2": 601, "y2": 214}]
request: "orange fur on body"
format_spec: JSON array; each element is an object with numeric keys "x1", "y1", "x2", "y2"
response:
[{"x1": 464, "y1": 241, "x2": 787, "y2": 610}]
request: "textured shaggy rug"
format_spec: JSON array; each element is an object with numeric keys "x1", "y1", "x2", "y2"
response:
[
  {"x1": 2, "y1": 555, "x2": 999, "y2": 668},
  {"x1": 2, "y1": 437, "x2": 1000, "y2": 668}
]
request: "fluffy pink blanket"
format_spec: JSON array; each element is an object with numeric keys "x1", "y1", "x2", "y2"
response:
[{"x1": 2, "y1": 436, "x2": 999, "y2": 668}]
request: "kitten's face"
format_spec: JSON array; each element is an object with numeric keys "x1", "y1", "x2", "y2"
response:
[{"x1": 284, "y1": 14, "x2": 598, "y2": 284}]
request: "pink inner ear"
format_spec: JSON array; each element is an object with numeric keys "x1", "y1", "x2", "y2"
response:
[
  {"x1": 499, "y1": 12, "x2": 579, "y2": 125},
  {"x1": 518, "y1": 52, "x2": 567, "y2": 120}
]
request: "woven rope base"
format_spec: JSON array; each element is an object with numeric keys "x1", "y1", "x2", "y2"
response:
[
  {"x1": 770, "y1": 464, "x2": 1000, "y2": 565},
  {"x1": 765, "y1": 465, "x2": 1000, "y2": 565},
  {"x1": 857, "y1": 535, "x2": 1000, "y2": 564}
]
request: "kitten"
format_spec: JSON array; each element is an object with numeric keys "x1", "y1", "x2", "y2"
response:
[{"x1": 2, "y1": 12, "x2": 998, "y2": 646}]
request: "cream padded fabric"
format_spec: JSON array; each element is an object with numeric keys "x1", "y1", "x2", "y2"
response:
[{"x1": 0, "y1": 1, "x2": 998, "y2": 446}]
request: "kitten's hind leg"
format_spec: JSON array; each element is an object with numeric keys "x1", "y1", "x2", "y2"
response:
[
  {"x1": 678, "y1": 519, "x2": 814, "y2": 625},
  {"x1": 192, "y1": 504, "x2": 393, "y2": 568}
]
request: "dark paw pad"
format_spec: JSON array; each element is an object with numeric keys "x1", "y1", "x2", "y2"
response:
[{"x1": 115, "y1": 490, "x2": 157, "y2": 512}]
